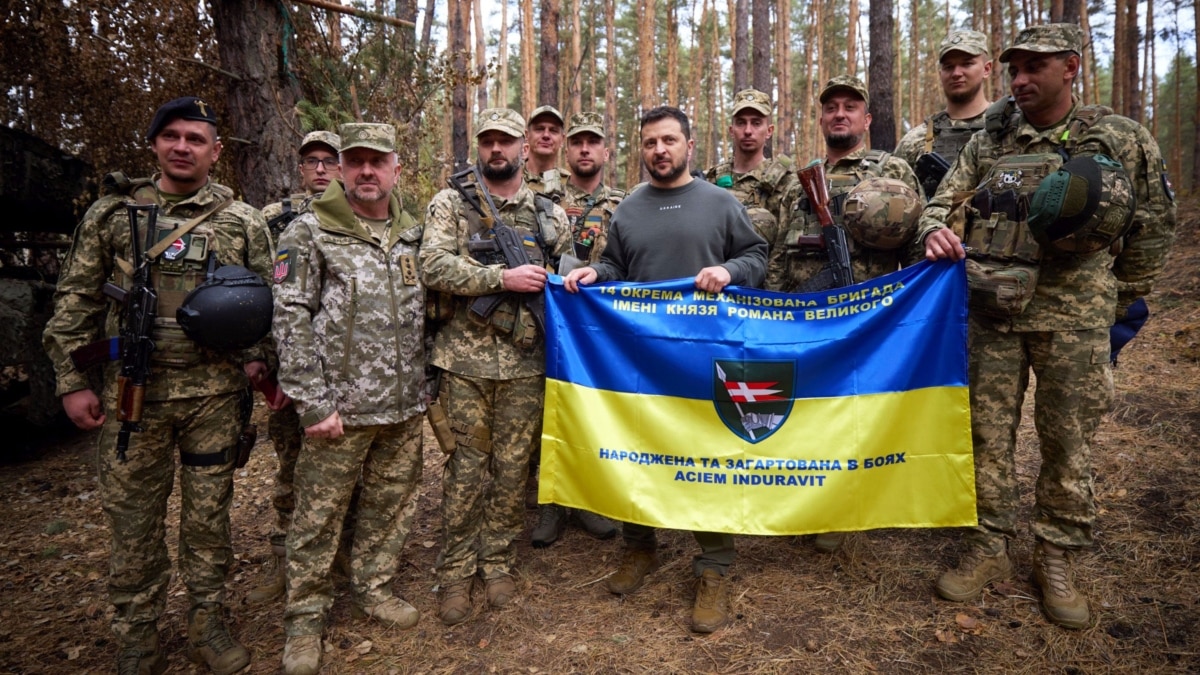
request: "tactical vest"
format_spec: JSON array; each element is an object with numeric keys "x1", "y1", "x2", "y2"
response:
[
  {"x1": 782, "y1": 150, "x2": 891, "y2": 258},
  {"x1": 922, "y1": 111, "x2": 986, "y2": 161},
  {"x1": 101, "y1": 175, "x2": 235, "y2": 368},
  {"x1": 566, "y1": 187, "x2": 624, "y2": 260},
  {"x1": 708, "y1": 158, "x2": 792, "y2": 211},
  {"x1": 962, "y1": 101, "x2": 1114, "y2": 316}
]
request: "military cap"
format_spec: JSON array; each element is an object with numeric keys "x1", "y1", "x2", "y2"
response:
[
  {"x1": 731, "y1": 89, "x2": 773, "y2": 118},
  {"x1": 819, "y1": 75, "x2": 869, "y2": 106},
  {"x1": 476, "y1": 108, "x2": 526, "y2": 138},
  {"x1": 146, "y1": 96, "x2": 218, "y2": 141},
  {"x1": 338, "y1": 123, "x2": 395, "y2": 153},
  {"x1": 939, "y1": 30, "x2": 991, "y2": 60},
  {"x1": 567, "y1": 112, "x2": 606, "y2": 139},
  {"x1": 528, "y1": 104, "x2": 565, "y2": 127},
  {"x1": 999, "y1": 23, "x2": 1083, "y2": 63},
  {"x1": 299, "y1": 130, "x2": 341, "y2": 155}
]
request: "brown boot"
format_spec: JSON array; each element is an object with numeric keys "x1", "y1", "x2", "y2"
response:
[
  {"x1": 282, "y1": 634, "x2": 321, "y2": 675},
  {"x1": 485, "y1": 575, "x2": 517, "y2": 608},
  {"x1": 438, "y1": 580, "x2": 473, "y2": 626},
  {"x1": 116, "y1": 631, "x2": 165, "y2": 675},
  {"x1": 692, "y1": 569, "x2": 732, "y2": 633},
  {"x1": 605, "y1": 548, "x2": 661, "y2": 595},
  {"x1": 352, "y1": 596, "x2": 420, "y2": 629},
  {"x1": 935, "y1": 544, "x2": 1013, "y2": 602},
  {"x1": 1032, "y1": 541, "x2": 1090, "y2": 629},
  {"x1": 186, "y1": 603, "x2": 251, "y2": 675},
  {"x1": 246, "y1": 545, "x2": 286, "y2": 604}
]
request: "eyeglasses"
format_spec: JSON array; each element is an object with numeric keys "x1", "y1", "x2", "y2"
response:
[{"x1": 301, "y1": 157, "x2": 339, "y2": 170}]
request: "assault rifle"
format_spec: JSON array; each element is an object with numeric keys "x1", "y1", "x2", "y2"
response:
[
  {"x1": 70, "y1": 204, "x2": 159, "y2": 462},
  {"x1": 914, "y1": 152, "x2": 952, "y2": 202},
  {"x1": 447, "y1": 166, "x2": 546, "y2": 336},
  {"x1": 794, "y1": 163, "x2": 854, "y2": 292}
]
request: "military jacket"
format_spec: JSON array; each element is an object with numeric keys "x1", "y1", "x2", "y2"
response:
[
  {"x1": 273, "y1": 181, "x2": 426, "y2": 428},
  {"x1": 560, "y1": 181, "x2": 624, "y2": 264},
  {"x1": 262, "y1": 192, "x2": 319, "y2": 237},
  {"x1": 895, "y1": 111, "x2": 988, "y2": 168},
  {"x1": 918, "y1": 101, "x2": 1177, "y2": 331},
  {"x1": 420, "y1": 183, "x2": 571, "y2": 380},
  {"x1": 704, "y1": 156, "x2": 797, "y2": 248},
  {"x1": 44, "y1": 178, "x2": 272, "y2": 401},
  {"x1": 523, "y1": 166, "x2": 570, "y2": 200},
  {"x1": 766, "y1": 146, "x2": 920, "y2": 291}
]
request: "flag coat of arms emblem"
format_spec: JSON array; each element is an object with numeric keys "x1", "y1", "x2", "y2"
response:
[{"x1": 540, "y1": 260, "x2": 976, "y2": 536}]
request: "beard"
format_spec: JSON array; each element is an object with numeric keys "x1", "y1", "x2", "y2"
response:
[
  {"x1": 824, "y1": 133, "x2": 862, "y2": 151},
  {"x1": 347, "y1": 184, "x2": 387, "y2": 203},
  {"x1": 946, "y1": 80, "x2": 983, "y2": 105},
  {"x1": 571, "y1": 162, "x2": 601, "y2": 179},
  {"x1": 645, "y1": 154, "x2": 688, "y2": 184},
  {"x1": 481, "y1": 157, "x2": 520, "y2": 181}
]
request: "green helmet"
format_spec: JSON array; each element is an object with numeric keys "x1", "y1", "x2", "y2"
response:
[
  {"x1": 842, "y1": 177, "x2": 922, "y2": 250},
  {"x1": 1028, "y1": 154, "x2": 1136, "y2": 254}
]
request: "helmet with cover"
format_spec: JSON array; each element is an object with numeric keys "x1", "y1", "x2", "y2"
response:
[
  {"x1": 842, "y1": 177, "x2": 922, "y2": 250},
  {"x1": 1028, "y1": 154, "x2": 1136, "y2": 254}
]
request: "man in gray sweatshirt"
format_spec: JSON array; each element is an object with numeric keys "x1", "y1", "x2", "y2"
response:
[{"x1": 563, "y1": 105, "x2": 766, "y2": 634}]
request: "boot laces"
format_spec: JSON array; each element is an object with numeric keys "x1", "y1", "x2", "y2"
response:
[
  {"x1": 695, "y1": 575, "x2": 723, "y2": 610},
  {"x1": 198, "y1": 609, "x2": 237, "y2": 654},
  {"x1": 1041, "y1": 550, "x2": 1074, "y2": 597}
]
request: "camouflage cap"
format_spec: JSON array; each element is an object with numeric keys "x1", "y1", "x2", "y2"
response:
[
  {"x1": 999, "y1": 23, "x2": 1083, "y2": 63},
  {"x1": 146, "y1": 96, "x2": 218, "y2": 141},
  {"x1": 338, "y1": 123, "x2": 395, "y2": 153},
  {"x1": 567, "y1": 112, "x2": 605, "y2": 139},
  {"x1": 528, "y1": 104, "x2": 565, "y2": 127},
  {"x1": 476, "y1": 108, "x2": 526, "y2": 138},
  {"x1": 731, "y1": 89, "x2": 773, "y2": 118},
  {"x1": 819, "y1": 75, "x2": 869, "y2": 106},
  {"x1": 939, "y1": 30, "x2": 991, "y2": 60},
  {"x1": 299, "y1": 130, "x2": 341, "y2": 155}
]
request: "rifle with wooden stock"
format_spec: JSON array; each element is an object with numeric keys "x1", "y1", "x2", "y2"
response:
[{"x1": 794, "y1": 163, "x2": 854, "y2": 292}]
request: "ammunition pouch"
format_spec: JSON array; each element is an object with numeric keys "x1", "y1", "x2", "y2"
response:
[
  {"x1": 149, "y1": 319, "x2": 202, "y2": 368},
  {"x1": 426, "y1": 399, "x2": 456, "y2": 454},
  {"x1": 426, "y1": 291, "x2": 456, "y2": 323},
  {"x1": 451, "y1": 419, "x2": 493, "y2": 454},
  {"x1": 965, "y1": 258, "x2": 1040, "y2": 318}
]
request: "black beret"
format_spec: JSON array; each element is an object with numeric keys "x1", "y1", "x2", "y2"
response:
[{"x1": 146, "y1": 97, "x2": 219, "y2": 142}]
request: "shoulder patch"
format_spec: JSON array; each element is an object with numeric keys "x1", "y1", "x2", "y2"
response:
[{"x1": 273, "y1": 249, "x2": 293, "y2": 283}]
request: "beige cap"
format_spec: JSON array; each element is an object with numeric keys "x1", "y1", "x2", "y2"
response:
[
  {"x1": 475, "y1": 108, "x2": 526, "y2": 138},
  {"x1": 338, "y1": 123, "x2": 395, "y2": 153},
  {"x1": 999, "y1": 23, "x2": 1084, "y2": 63},
  {"x1": 939, "y1": 30, "x2": 990, "y2": 60},
  {"x1": 299, "y1": 130, "x2": 341, "y2": 155},
  {"x1": 731, "y1": 89, "x2": 773, "y2": 117},
  {"x1": 528, "y1": 105, "x2": 565, "y2": 127},
  {"x1": 566, "y1": 112, "x2": 605, "y2": 139},
  {"x1": 819, "y1": 75, "x2": 869, "y2": 106}
]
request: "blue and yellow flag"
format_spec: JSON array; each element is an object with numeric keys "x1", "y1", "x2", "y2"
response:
[{"x1": 540, "y1": 260, "x2": 975, "y2": 536}]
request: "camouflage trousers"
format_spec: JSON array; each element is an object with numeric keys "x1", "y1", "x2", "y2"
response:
[
  {"x1": 436, "y1": 372, "x2": 542, "y2": 585},
  {"x1": 967, "y1": 319, "x2": 1113, "y2": 553},
  {"x1": 284, "y1": 416, "x2": 423, "y2": 636},
  {"x1": 267, "y1": 404, "x2": 303, "y2": 550},
  {"x1": 96, "y1": 391, "x2": 240, "y2": 646},
  {"x1": 622, "y1": 525, "x2": 735, "y2": 577}
]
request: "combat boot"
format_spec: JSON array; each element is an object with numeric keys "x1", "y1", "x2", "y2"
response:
[
  {"x1": 531, "y1": 504, "x2": 568, "y2": 547},
  {"x1": 186, "y1": 603, "x2": 250, "y2": 675},
  {"x1": 935, "y1": 544, "x2": 1013, "y2": 602},
  {"x1": 605, "y1": 548, "x2": 661, "y2": 595},
  {"x1": 116, "y1": 631, "x2": 165, "y2": 675},
  {"x1": 352, "y1": 596, "x2": 420, "y2": 629},
  {"x1": 438, "y1": 580, "x2": 473, "y2": 626},
  {"x1": 692, "y1": 569, "x2": 732, "y2": 633},
  {"x1": 1032, "y1": 541, "x2": 1090, "y2": 629},
  {"x1": 282, "y1": 634, "x2": 321, "y2": 675},
  {"x1": 246, "y1": 545, "x2": 286, "y2": 604},
  {"x1": 813, "y1": 531, "x2": 847, "y2": 553},
  {"x1": 485, "y1": 574, "x2": 517, "y2": 608},
  {"x1": 573, "y1": 509, "x2": 617, "y2": 539}
]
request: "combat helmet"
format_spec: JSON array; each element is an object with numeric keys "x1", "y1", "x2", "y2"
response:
[
  {"x1": 1028, "y1": 154, "x2": 1136, "y2": 254},
  {"x1": 842, "y1": 177, "x2": 922, "y2": 250},
  {"x1": 176, "y1": 262, "x2": 273, "y2": 350}
]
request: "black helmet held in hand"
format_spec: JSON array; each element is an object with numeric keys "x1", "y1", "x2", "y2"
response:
[{"x1": 177, "y1": 263, "x2": 272, "y2": 350}]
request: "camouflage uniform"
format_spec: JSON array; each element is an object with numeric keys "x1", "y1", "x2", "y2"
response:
[
  {"x1": 704, "y1": 156, "x2": 796, "y2": 251},
  {"x1": 273, "y1": 141, "x2": 427, "y2": 637},
  {"x1": 767, "y1": 145, "x2": 921, "y2": 291},
  {"x1": 42, "y1": 176, "x2": 272, "y2": 648},
  {"x1": 421, "y1": 174, "x2": 570, "y2": 586},
  {"x1": 524, "y1": 165, "x2": 570, "y2": 199},
  {"x1": 919, "y1": 100, "x2": 1176, "y2": 552},
  {"x1": 560, "y1": 181, "x2": 624, "y2": 264}
]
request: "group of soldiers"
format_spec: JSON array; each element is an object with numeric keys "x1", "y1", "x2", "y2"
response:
[{"x1": 41, "y1": 22, "x2": 1175, "y2": 675}]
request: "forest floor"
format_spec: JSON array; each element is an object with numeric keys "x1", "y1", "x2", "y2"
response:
[{"x1": 1, "y1": 202, "x2": 1197, "y2": 674}]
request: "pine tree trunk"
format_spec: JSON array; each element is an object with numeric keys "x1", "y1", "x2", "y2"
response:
[
  {"x1": 667, "y1": 0, "x2": 679, "y2": 105},
  {"x1": 451, "y1": 0, "x2": 471, "y2": 168},
  {"x1": 775, "y1": 0, "x2": 792, "y2": 155},
  {"x1": 499, "y1": 0, "x2": 509, "y2": 106},
  {"x1": 847, "y1": 0, "x2": 858, "y2": 76},
  {"x1": 570, "y1": 0, "x2": 582, "y2": 114},
  {"x1": 1193, "y1": 0, "x2": 1200, "y2": 191},
  {"x1": 521, "y1": 0, "x2": 536, "y2": 113},
  {"x1": 637, "y1": 0, "x2": 656, "y2": 111},
  {"x1": 210, "y1": 0, "x2": 302, "y2": 208},
  {"x1": 734, "y1": 0, "x2": 750, "y2": 92},
  {"x1": 539, "y1": 0, "x2": 560, "y2": 107},
  {"x1": 604, "y1": 0, "x2": 617, "y2": 184},
  {"x1": 1124, "y1": 0, "x2": 1141, "y2": 122},
  {"x1": 474, "y1": 0, "x2": 488, "y2": 111},
  {"x1": 752, "y1": 0, "x2": 771, "y2": 91},
  {"x1": 867, "y1": 0, "x2": 895, "y2": 150}
]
